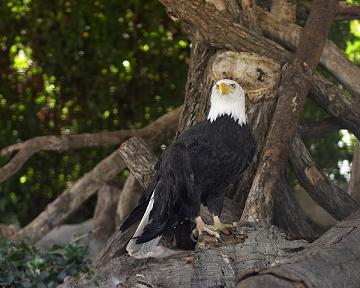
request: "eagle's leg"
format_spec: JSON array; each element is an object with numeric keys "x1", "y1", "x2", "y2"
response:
[
  {"x1": 208, "y1": 215, "x2": 235, "y2": 235},
  {"x1": 192, "y1": 216, "x2": 220, "y2": 239},
  {"x1": 205, "y1": 193, "x2": 235, "y2": 235}
]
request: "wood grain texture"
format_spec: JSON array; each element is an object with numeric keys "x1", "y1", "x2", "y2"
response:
[
  {"x1": 349, "y1": 141, "x2": 360, "y2": 203},
  {"x1": 159, "y1": 0, "x2": 289, "y2": 64},
  {"x1": 310, "y1": 73, "x2": 360, "y2": 139},
  {"x1": 237, "y1": 209, "x2": 360, "y2": 288},
  {"x1": 241, "y1": 0, "x2": 262, "y2": 34},
  {"x1": 62, "y1": 225, "x2": 308, "y2": 288},
  {"x1": 93, "y1": 184, "x2": 122, "y2": 241}
]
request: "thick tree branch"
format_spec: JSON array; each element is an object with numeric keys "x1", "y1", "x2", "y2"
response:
[
  {"x1": 116, "y1": 174, "x2": 143, "y2": 226},
  {"x1": 160, "y1": 0, "x2": 289, "y2": 64},
  {"x1": 241, "y1": 0, "x2": 262, "y2": 34},
  {"x1": 118, "y1": 137, "x2": 158, "y2": 187},
  {"x1": 17, "y1": 148, "x2": 127, "y2": 242},
  {"x1": 0, "y1": 107, "x2": 181, "y2": 184},
  {"x1": 349, "y1": 141, "x2": 360, "y2": 203},
  {"x1": 256, "y1": 6, "x2": 360, "y2": 99},
  {"x1": 93, "y1": 183, "x2": 122, "y2": 242},
  {"x1": 299, "y1": 117, "x2": 342, "y2": 138},
  {"x1": 310, "y1": 73, "x2": 360, "y2": 139},
  {"x1": 271, "y1": 0, "x2": 296, "y2": 23},
  {"x1": 241, "y1": 0, "x2": 338, "y2": 225},
  {"x1": 290, "y1": 134, "x2": 358, "y2": 220},
  {"x1": 336, "y1": 1, "x2": 360, "y2": 19},
  {"x1": 237, "y1": 208, "x2": 360, "y2": 287},
  {"x1": 301, "y1": 1, "x2": 360, "y2": 21}
]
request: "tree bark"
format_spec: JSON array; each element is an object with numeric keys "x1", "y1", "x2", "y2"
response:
[
  {"x1": 290, "y1": 134, "x2": 358, "y2": 220},
  {"x1": 93, "y1": 183, "x2": 122, "y2": 241},
  {"x1": 256, "y1": 6, "x2": 360, "y2": 99},
  {"x1": 116, "y1": 174, "x2": 143, "y2": 226},
  {"x1": 241, "y1": 0, "x2": 338, "y2": 225},
  {"x1": 160, "y1": 0, "x2": 360, "y2": 141},
  {"x1": 17, "y1": 148, "x2": 126, "y2": 242},
  {"x1": 299, "y1": 117, "x2": 342, "y2": 138},
  {"x1": 237, "y1": 208, "x2": 360, "y2": 288},
  {"x1": 271, "y1": 0, "x2": 296, "y2": 22},
  {"x1": 349, "y1": 141, "x2": 360, "y2": 203},
  {"x1": 61, "y1": 207, "x2": 360, "y2": 288},
  {"x1": 241, "y1": 0, "x2": 262, "y2": 34},
  {"x1": 310, "y1": 73, "x2": 360, "y2": 139}
]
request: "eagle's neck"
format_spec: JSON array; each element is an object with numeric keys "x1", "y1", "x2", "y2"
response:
[{"x1": 207, "y1": 96, "x2": 246, "y2": 125}]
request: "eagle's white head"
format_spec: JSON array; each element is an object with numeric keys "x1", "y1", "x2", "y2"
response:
[{"x1": 207, "y1": 79, "x2": 246, "y2": 125}]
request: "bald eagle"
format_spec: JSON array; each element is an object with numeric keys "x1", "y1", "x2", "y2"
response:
[{"x1": 120, "y1": 79, "x2": 256, "y2": 258}]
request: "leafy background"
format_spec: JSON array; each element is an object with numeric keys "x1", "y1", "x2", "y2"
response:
[{"x1": 0, "y1": 0, "x2": 358, "y2": 227}]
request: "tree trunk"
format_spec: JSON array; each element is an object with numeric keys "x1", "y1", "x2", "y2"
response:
[
  {"x1": 93, "y1": 183, "x2": 122, "y2": 241},
  {"x1": 349, "y1": 141, "x2": 360, "y2": 203},
  {"x1": 241, "y1": 0, "x2": 337, "y2": 225}
]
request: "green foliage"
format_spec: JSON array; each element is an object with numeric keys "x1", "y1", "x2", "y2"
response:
[
  {"x1": 0, "y1": 0, "x2": 188, "y2": 225},
  {"x1": 0, "y1": 239, "x2": 91, "y2": 287}
]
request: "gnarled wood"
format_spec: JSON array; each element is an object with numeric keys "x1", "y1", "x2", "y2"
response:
[
  {"x1": 62, "y1": 225, "x2": 308, "y2": 288},
  {"x1": 237, "y1": 208, "x2": 360, "y2": 288},
  {"x1": 271, "y1": 0, "x2": 296, "y2": 22},
  {"x1": 299, "y1": 117, "x2": 342, "y2": 138},
  {"x1": 241, "y1": 0, "x2": 262, "y2": 34},
  {"x1": 310, "y1": 73, "x2": 360, "y2": 139},
  {"x1": 290, "y1": 134, "x2": 358, "y2": 220},
  {"x1": 118, "y1": 137, "x2": 157, "y2": 187}
]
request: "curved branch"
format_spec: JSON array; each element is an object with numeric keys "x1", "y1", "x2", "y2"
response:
[
  {"x1": 238, "y1": 208, "x2": 360, "y2": 287},
  {"x1": 337, "y1": 1, "x2": 360, "y2": 20},
  {"x1": 310, "y1": 73, "x2": 360, "y2": 139},
  {"x1": 0, "y1": 107, "x2": 181, "y2": 184},
  {"x1": 290, "y1": 134, "x2": 358, "y2": 220},
  {"x1": 299, "y1": 117, "x2": 342, "y2": 138},
  {"x1": 16, "y1": 110, "x2": 180, "y2": 242},
  {"x1": 256, "y1": 6, "x2": 360, "y2": 98},
  {"x1": 17, "y1": 148, "x2": 126, "y2": 242}
]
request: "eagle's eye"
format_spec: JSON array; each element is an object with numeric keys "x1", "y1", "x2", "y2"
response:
[
  {"x1": 216, "y1": 84, "x2": 219, "y2": 89},
  {"x1": 230, "y1": 84, "x2": 236, "y2": 89}
]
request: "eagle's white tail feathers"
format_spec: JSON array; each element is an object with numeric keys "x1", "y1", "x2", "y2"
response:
[{"x1": 126, "y1": 190, "x2": 162, "y2": 258}]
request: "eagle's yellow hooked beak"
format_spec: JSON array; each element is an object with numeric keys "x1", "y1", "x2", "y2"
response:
[{"x1": 219, "y1": 83, "x2": 230, "y2": 95}]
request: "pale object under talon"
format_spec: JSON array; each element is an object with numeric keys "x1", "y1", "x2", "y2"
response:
[
  {"x1": 210, "y1": 215, "x2": 235, "y2": 235},
  {"x1": 192, "y1": 216, "x2": 221, "y2": 239}
]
